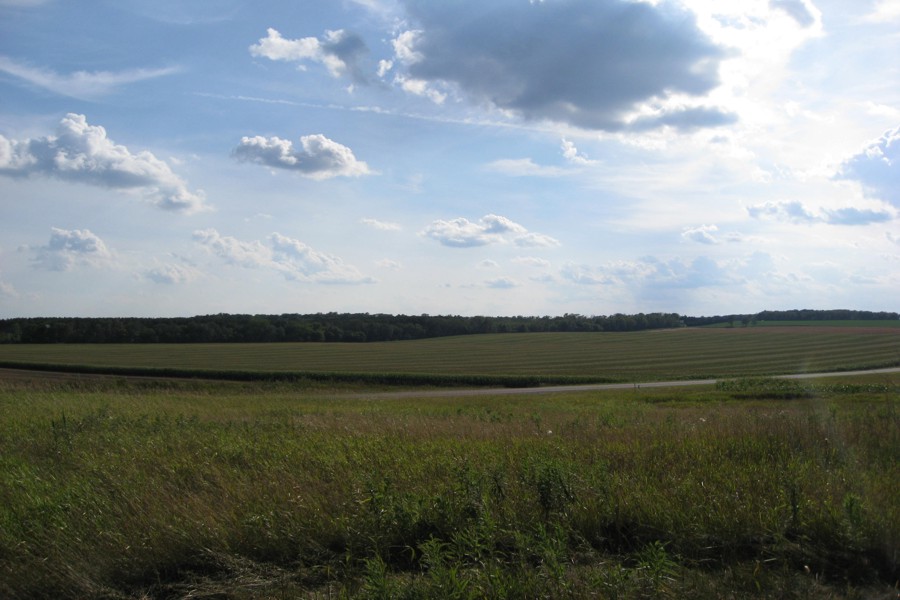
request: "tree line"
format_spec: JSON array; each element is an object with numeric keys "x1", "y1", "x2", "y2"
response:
[
  {"x1": 681, "y1": 309, "x2": 898, "y2": 327},
  {"x1": 0, "y1": 309, "x2": 893, "y2": 344},
  {"x1": 0, "y1": 312, "x2": 683, "y2": 343}
]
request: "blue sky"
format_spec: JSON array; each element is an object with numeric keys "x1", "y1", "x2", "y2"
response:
[{"x1": 0, "y1": 0, "x2": 898, "y2": 318}]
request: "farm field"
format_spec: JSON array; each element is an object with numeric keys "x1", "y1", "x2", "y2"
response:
[
  {"x1": 0, "y1": 372, "x2": 897, "y2": 599},
  {"x1": 0, "y1": 325, "x2": 898, "y2": 384}
]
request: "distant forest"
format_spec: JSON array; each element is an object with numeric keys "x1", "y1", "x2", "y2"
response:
[{"x1": 0, "y1": 309, "x2": 895, "y2": 344}]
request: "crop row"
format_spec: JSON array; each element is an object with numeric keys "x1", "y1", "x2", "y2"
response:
[{"x1": 0, "y1": 327, "x2": 897, "y2": 380}]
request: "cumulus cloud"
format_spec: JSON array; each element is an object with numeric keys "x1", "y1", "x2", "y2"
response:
[
  {"x1": 193, "y1": 228, "x2": 374, "y2": 284},
  {"x1": 249, "y1": 28, "x2": 370, "y2": 83},
  {"x1": 561, "y1": 139, "x2": 597, "y2": 166},
  {"x1": 0, "y1": 113, "x2": 208, "y2": 213},
  {"x1": 392, "y1": 0, "x2": 731, "y2": 131},
  {"x1": 0, "y1": 56, "x2": 178, "y2": 99},
  {"x1": 31, "y1": 227, "x2": 112, "y2": 271},
  {"x1": 145, "y1": 263, "x2": 200, "y2": 285},
  {"x1": 682, "y1": 224, "x2": 720, "y2": 244},
  {"x1": 561, "y1": 255, "x2": 734, "y2": 290},
  {"x1": 232, "y1": 133, "x2": 372, "y2": 179},
  {"x1": 836, "y1": 125, "x2": 900, "y2": 207},
  {"x1": 422, "y1": 214, "x2": 558, "y2": 248},
  {"x1": 747, "y1": 201, "x2": 894, "y2": 225},
  {"x1": 560, "y1": 263, "x2": 614, "y2": 285}
]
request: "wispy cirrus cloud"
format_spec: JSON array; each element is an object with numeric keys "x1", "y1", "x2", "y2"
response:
[
  {"x1": 0, "y1": 114, "x2": 207, "y2": 213},
  {"x1": 0, "y1": 56, "x2": 179, "y2": 99}
]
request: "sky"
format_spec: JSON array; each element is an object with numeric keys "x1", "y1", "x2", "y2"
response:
[{"x1": 0, "y1": 0, "x2": 898, "y2": 318}]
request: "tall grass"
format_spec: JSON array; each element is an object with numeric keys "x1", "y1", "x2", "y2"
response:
[{"x1": 1, "y1": 375, "x2": 897, "y2": 598}]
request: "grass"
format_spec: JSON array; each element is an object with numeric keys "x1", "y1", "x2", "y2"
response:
[
  {"x1": 0, "y1": 325, "x2": 898, "y2": 383},
  {"x1": 1, "y1": 372, "x2": 897, "y2": 598}
]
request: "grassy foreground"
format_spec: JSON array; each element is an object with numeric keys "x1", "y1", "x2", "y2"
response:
[{"x1": 1, "y1": 373, "x2": 897, "y2": 598}]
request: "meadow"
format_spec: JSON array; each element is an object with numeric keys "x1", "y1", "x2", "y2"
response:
[{"x1": 1, "y1": 326, "x2": 898, "y2": 598}]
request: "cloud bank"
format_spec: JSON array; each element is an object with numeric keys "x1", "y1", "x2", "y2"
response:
[
  {"x1": 393, "y1": 0, "x2": 732, "y2": 131},
  {"x1": 193, "y1": 229, "x2": 374, "y2": 284},
  {"x1": 0, "y1": 114, "x2": 208, "y2": 213},
  {"x1": 233, "y1": 133, "x2": 372, "y2": 179}
]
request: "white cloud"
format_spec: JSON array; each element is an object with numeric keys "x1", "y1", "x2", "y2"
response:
[
  {"x1": 249, "y1": 27, "x2": 370, "y2": 83},
  {"x1": 515, "y1": 232, "x2": 561, "y2": 248},
  {"x1": 484, "y1": 158, "x2": 567, "y2": 177},
  {"x1": 361, "y1": 217, "x2": 401, "y2": 231},
  {"x1": 559, "y1": 263, "x2": 614, "y2": 285},
  {"x1": 393, "y1": 0, "x2": 732, "y2": 131},
  {"x1": 31, "y1": 227, "x2": 112, "y2": 271},
  {"x1": 192, "y1": 229, "x2": 273, "y2": 269},
  {"x1": 682, "y1": 224, "x2": 720, "y2": 244},
  {"x1": 391, "y1": 30, "x2": 424, "y2": 65},
  {"x1": 861, "y1": 0, "x2": 900, "y2": 23},
  {"x1": 422, "y1": 214, "x2": 558, "y2": 248},
  {"x1": 561, "y1": 138, "x2": 597, "y2": 166},
  {"x1": 747, "y1": 200, "x2": 894, "y2": 225},
  {"x1": 485, "y1": 276, "x2": 519, "y2": 289},
  {"x1": 193, "y1": 229, "x2": 374, "y2": 284},
  {"x1": 0, "y1": 56, "x2": 178, "y2": 99},
  {"x1": 0, "y1": 113, "x2": 208, "y2": 214},
  {"x1": 836, "y1": 125, "x2": 900, "y2": 207},
  {"x1": 513, "y1": 256, "x2": 551, "y2": 268},
  {"x1": 375, "y1": 258, "x2": 402, "y2": 269},
  {"x1": 145, "y1": 263, "x2": 200, "y2": 285},
  {"x1": 232, "y1": 133, "x2": 372, "y2": 179},
  {"x1": 393, "y1": 74, "x2": 447, "y2": 104}
]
